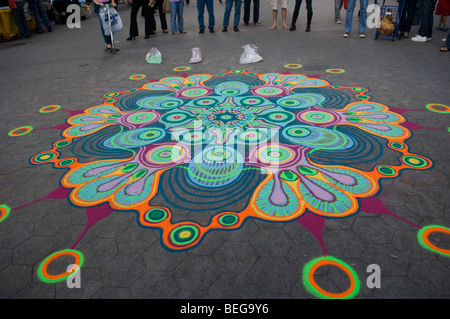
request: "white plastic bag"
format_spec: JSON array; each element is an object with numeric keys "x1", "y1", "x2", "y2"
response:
[
  {"x1": 146, "y1": 47, "x2": 162, "y2": 64},
  {"x1": 239, "y1": 44, "x2": 263, "y2": 64},
  {"x1": 189, "y1": 47, "x2": 202, "y2": 64},
  {"x1": 99, "y1": 6, "x2": 123, "y2": 36}
]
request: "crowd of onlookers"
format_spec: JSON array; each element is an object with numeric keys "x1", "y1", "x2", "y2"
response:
[{"x1": 8, "y1": 0, "x2": 450, "y2": 51}]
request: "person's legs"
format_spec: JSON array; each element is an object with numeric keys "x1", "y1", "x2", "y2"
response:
[
  {"x1": 282, "y1": 7, "x2": 287, "y2": 28},
  {"x1": 358, "y1": 0, "x2": 368, "y2": 33},
  {"x1": 143, "y1": 0, "x2": 155, "y2": 35},
  {"x1": 37, "y1": 0, "x2": 52, "y2": 30},
  {"x1": 170, "y1": 1, "x2": 178, "y2": 32},
  {"x1": 305, "y1": 0, "x2": 312, "y2": 31},
  {"x1": 272, "y1": 10, "x2": 277, "y2": 28},
  {"x1": 178, "y1": 0, "x2": 185, "y2": 31},
  {"x1": 344, "y1": 0, "x2": 357, "y2": 33},
  {"x1": 418, "y1": 0, "x2": 437, "y2": 38},
  {"x1": 404, "y1": 0, "x2": 418, "y2": 33},
  {"x1": 156, "y1": 0, "x2": 168, "y2": 30},
  {"x1": 197, "y1": 0, "x2": 206, "y2": 30},
  {"x1": 253, "y1": 0, "x2": 260, "y2": 24},
  {"x1": 243, "y1": 0, "x2": 250, "y2": 24},
  {"x1": 223, "y1": 0, "x2": 233, "y2": 27},
  {"x1": 335, "y1": 0, "x2": 343, "y2": 21},
  {"x1": 206, "y1": 0, "x2": 215, "y2": 29},
  {"x1": 14, "y1": 0, "x2": 31, "y2": 38},
  {"x1": 446, "y1": 31, "x2": 450, "y2": 47},
  {"x1": 290, "y1": 0, "x2": 301, "y2": 28},
  {"x1": 129, "y1": 0, "x2": 141, "y2": 36},
  {"x1": 271, "y1": 0, "x2": 278, "y2": 28},
  {"x1": 234, "y1": 0, "x2": 242, "y2": 26},
  {"x1": 28, "y1": 0, "x2": 43, "y2": 32}
]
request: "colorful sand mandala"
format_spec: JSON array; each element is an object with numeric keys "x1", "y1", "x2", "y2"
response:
[{"x1": 4, "y1": 69, "x2": 448, "y2": 298}]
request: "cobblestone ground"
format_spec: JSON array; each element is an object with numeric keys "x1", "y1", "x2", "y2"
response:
[{"x1": 0, "y1": 0, "x2": 449, "y2": 300}]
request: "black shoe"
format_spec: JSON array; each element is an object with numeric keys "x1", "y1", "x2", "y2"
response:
[
  {"x1": 36, "y1": 29, "x2": 43, "y2": 34},
  {"x1": 222, "y1": 27, "x2": 227, "y2": 32},
  {"x1": 199, "y1": 29, "x2": 205, "y2": 33},
  {"x1": 145, "y1": 35, "x2": 150, "y2": 39},
  {"x1": 127, "y1": 36, "x2": 136, "y2": 41},
  {"x1": 47, "y1": 26, "x2": 53, "y2": 32},
  {"x1": 234, "y1": 26, "x2": 239, "y2": 32},
  {"x1": 209, "y1": 27, "x2": 215, "y2": 33},
  {"x1": 305, "y1": 25, "x2": 311, "y2": 32},
  {"x1": 290, "y1": 25, "x2": 296, "y2": 31}
]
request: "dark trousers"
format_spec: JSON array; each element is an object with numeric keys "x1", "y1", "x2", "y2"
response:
[
  {"x1": 399, "y1": 0, "x2": 418, "y2": 33},
  {"x1": 291, "y1": 0, "x2": 312, "y2": 26},
  {"x1": 243, "y1": 0, "x2": 259, "y2": 24},
  {"x1": 152, "y1": 0, "x2": 168, "y2": 31},
  {"x1": 417, "y1": 0, "x2": 437, "y2": 37},
  {"x1": 129, "y1": 0, "x2": 154, "y2": 36}
]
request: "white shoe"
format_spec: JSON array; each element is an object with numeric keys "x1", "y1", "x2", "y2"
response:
[
  {"x1": 411, "y1": 35, "x2": 427, "y2": 42},
  {"x1": 443, "y1": 38, "x2": 447, "y2": 42}
]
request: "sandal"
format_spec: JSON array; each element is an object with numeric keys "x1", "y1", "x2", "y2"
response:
[
  {"x1": 270, "y1": 25, "x2": 276, "y2": 30},
  {"x1": 440, "y1": 46, "x2": 449, "y2": 52},
  {"x1": 403, "y1": 32, "x2": 409, "y2": 39}
]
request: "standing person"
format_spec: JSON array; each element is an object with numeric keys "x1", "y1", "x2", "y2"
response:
[
  {"x1": 197, "y1": 0, "x2": 215, "y2": 33},
  {"x1": 342, "y1": 0, "x2": 368, "y2": 38},
  {"x1": 436, "y1": 0, "x2": 450, "y2": 31},
  {"x1": 28, "y1": 0, "x2": 52, "y2": 33},
  {"x1": 335, "y1": 0, "x2": 343, "y2": 24},
  {"x1": 411, "y1": 0, "x2": 438, "y2": 42},
  {"x1": 270, "y1": 0, "x2": 288, "y2": 29},
  {"x1": 92, "y1": 0, "x2": 120, "y2": 51},
  {"x1": 398, "y1": 0, "x2": 419, "y2": 38},
  {"x1": 170, "y1": 0, "x2": 186, "y2": 34},
  {"x1": 222, "y1": 0, "x2": 242, "y2": 32},
  {"x1": 242, "y1": 0, "x2": 260, "y2": 26},
  {"x1": 289, "y1": 0, "x2": 312, "y2": 31},
  {"x1": 12, "y1": 0, "x2": 31, "y2": 39},
  {"x1": 127, "y1": 0, "x2": 154, "y2": 40},
  {"x1": 152, "y1": 0, "x2": 169, "y2": 33}
]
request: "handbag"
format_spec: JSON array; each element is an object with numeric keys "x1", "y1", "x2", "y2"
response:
[
  {"x1": 99, "y1": 6, "x2": 123, "y2": 36},
  {"x1": 9, "y1": 0, "x2": 17, "y2": 9}
]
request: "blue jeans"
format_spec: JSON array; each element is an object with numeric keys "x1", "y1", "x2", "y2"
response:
[
  {"x1": 27, "y1": 0, "x2": 43, "y2": 32},
  {"x1": 170, "y1": 1, "x2": 184, "y2": 32},
  {"x1": 14, "y1": 0, "x2": 31, "y2": 38},
  {"x1": 94, "y1": 3, "x2": 112, "y2": 45},
  {"x1": 446, "y1": 31, "x2": 450, "y2": 48},
  {"x1": 197, "y1": 0, "x2": 215, "y2": 29},
  {"x1": 344, "y1": 0, "x2": 368, "y2": 33},
  {"x1": 223, "y1": 0, "x2": 242, "y2": 27},
  {"x1": 418, "y1": 0, "x2": 437, "y2": 38}
]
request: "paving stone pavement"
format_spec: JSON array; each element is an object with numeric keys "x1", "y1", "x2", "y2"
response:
[{"x1": 0, "y1": 0, "x2": 449, "y2": 301}]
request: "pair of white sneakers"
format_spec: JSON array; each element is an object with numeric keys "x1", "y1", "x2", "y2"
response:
[{"x1": 411, "y1": 35, "x2": 432, "y2": 42}]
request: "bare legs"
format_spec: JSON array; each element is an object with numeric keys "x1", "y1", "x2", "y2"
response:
[{"x1": 271, "y1": 8, "x2": 287, "y2": 29}]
